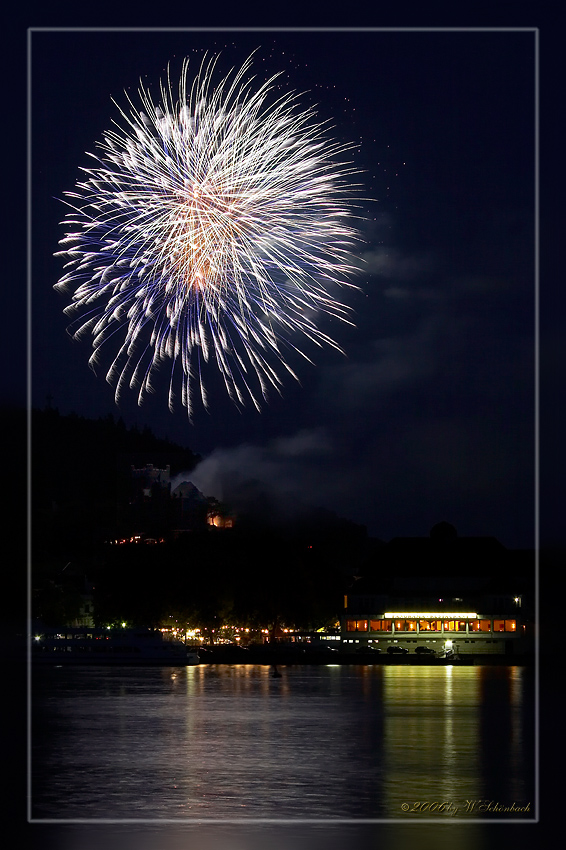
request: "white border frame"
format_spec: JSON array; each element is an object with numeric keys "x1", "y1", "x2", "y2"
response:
[{"x1": 27, "y1": 25, "x2": 539, "y2": 826}]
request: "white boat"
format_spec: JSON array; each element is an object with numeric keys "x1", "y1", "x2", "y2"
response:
[{"x1": 32, "y1": 627, "x2": 200, "y2": 665}]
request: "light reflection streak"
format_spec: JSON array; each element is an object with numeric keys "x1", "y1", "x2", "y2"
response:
[
  {"x1": 381, "y1": 667, "x2": 481, "y2": 812},
  {"x1": 32, "y1": 664, "x2": 534, "y2": 821}
]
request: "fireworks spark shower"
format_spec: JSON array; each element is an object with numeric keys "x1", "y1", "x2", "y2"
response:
[{"x1": 55, "y1": 53, "x2": 364, "y2": 417}]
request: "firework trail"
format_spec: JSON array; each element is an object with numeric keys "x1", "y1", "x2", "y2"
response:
[{"x1": 55, "y1": 53, "x2": 363, "y2": 417}]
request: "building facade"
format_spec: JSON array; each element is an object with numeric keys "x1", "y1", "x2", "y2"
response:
[
  {"x1": 340, "y1": 526, "x2": 534, "y2": 657},
  {"x1": 341, "y1": 598, "x2": 528, "y2": 655}
]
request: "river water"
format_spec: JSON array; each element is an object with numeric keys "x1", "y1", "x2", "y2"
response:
[{"x1": 31, "y1": 664, "x2": 535, "y2": 822}]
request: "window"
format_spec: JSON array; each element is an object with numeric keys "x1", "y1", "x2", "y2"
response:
[
  {"x1": 492, "y1": 619, "x2": 517, "y2": 633},
  {"x1": 370, "y1": 620, "x2": 391, "y2": 631},
  {"x1": 470, "y1": 620, "x2": 491, "y2": 632},
  {"x1": 418, "y1": 620, "x2": 430, "y2": 631},
  {"x1": 346, "y1": 620, "x2": 368, "y2": 632}
]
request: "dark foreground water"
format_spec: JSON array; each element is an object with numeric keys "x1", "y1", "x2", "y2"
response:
[{"x1": 31, "y1": 664, "x2": 535, "y2": 822}]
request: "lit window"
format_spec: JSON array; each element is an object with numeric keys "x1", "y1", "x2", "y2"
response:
[
  {"x1": 346, "y1": 620, "x2": 368, "y2": 632},
  {"x1": 504, "y1": 620, "x2": 516, "y2": 632},
  {"x1": 470, "y1": 619, "x2": 491, "y2": 632},
  {"x1": 368, "y1": 619, "x2": 391, "y2": 631}
]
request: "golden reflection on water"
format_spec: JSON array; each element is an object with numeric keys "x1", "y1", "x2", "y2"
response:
[
  {"x1": 508, "y1": 668, "x2": 526, "y2": 800},
  {"x1": 381, "y1": 666, "x2": 481, "y2": 813},
  {"x1": 33, "y1": 663, "x2": 534, "y2": 822}
]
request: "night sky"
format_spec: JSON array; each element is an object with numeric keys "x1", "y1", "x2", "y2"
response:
[{"x1": 27, "y1": 29, "x2": 538, "y2": 548}]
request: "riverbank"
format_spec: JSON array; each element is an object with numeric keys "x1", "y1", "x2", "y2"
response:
[{"x1": 195, "y1": 645, "x2": 534, "y2": 665}]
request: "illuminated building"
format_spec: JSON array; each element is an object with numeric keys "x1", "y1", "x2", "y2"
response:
[
  {"x1": 340, "y1": 525, "x2": 533, "y2": 657},
  {"x1": 341, "y1": 604, "x2": 526, "y2": 655}
]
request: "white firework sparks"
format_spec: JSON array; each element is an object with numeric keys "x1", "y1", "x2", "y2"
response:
[{"x1": 55, "y1": 53, "x2": 363, "y2": 417}]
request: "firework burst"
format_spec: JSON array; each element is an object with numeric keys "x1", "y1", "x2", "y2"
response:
[{"x1": 55, "y1": 53, "x2": 363, "y2": 417}]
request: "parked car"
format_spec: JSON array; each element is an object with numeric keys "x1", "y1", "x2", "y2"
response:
[
  {"x1": 415, "y1": 646, "x2": 436, "y2": 655},
  {"x1": 387, "y1": 645, "x2": 409, "y2": 654},
  {"x1": 302, "y1": 642, "x2": 339, "y2": 654}
]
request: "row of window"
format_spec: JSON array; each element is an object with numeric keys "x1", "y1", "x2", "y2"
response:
[
  {"x1": 345, "y1": 619, "x2": 517, "y2": 633},
  {"x1": 41, "y1": 633, "x2": 110, "y2": 640},
  {"x1": 344, "y1": 638, "x2": 504, "y2": 644}
]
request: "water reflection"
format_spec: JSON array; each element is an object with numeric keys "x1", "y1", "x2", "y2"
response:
[
  {"x1": 382, "y1": 667, "x2": 481, "y2": 812},
  {"x1": 381, "y1": 666, "x2": 534, "y2": 818},
  {"x1": 32, "y1": 664, "x2": 534, "y2": 820},
  {"x1": 478, "y1": 666, "x2": 535, "y2": 806}
]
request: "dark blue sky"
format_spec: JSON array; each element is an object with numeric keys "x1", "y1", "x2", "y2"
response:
[{"x1": 27, "y1": 29, "x2": 539, "y2": 547}]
